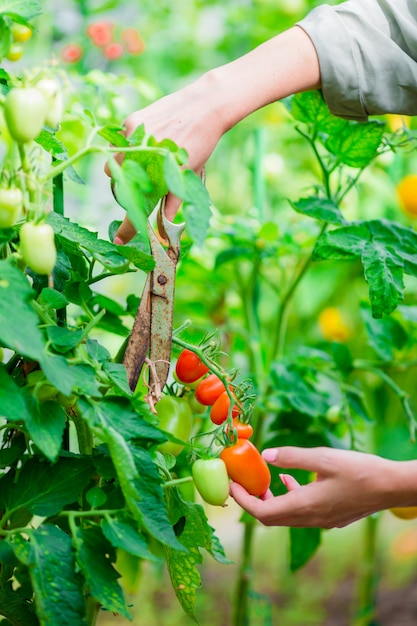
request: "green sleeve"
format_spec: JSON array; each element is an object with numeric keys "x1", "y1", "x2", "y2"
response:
[{"x1": 297, "y1": 0, "x2": 417, "y2": 120}]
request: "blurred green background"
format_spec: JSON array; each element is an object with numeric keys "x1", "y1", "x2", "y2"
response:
[{"x1": 8, "y1": 0, "x2": 417, "y2": 624}]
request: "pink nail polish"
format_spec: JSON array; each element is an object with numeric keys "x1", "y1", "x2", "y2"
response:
[{"x1": 113, "y1": 236, "x2": 124, "y2": 245}]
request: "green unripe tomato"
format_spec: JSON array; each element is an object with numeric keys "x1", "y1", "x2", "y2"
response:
[
  {"x1": 20, "y1": 222, "x2": 57, "y2": 274},
  {"x1": 186, "y1": 391, "x2": 207, "y2": 415},
  {"x1": 26, "y1": 370, "x2": 58, "y2": 402},
  {"x1": 192, "y1": 458, "x2": 230, "y2": 506},
  {"x1": 4, "y1": 87, "x2": 47, "y2": 143},
  {"x1": 0, "y1": 187, "x2": 22, "y2": 228},
  {"x1": 156, "y1": 396, "x2": 193, "y2": 456},
  {"x1": 11, "y1": 23, "x2": 33, "y2": 43},
  {"x1": 36, "y1": 78, "x2": 64, "y2": 128}
]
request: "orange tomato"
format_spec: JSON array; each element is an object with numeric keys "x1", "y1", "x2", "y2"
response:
[{"x1": 220, "y1": 439, "x2": 270, "y2": 497}]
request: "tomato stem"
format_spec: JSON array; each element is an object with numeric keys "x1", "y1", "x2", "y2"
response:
[{"x1": 163, "y1": 476, "x2": 193, "y2": 488}]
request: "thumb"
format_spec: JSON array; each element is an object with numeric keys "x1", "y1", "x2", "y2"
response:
[{"x1": 262, "y1": 446, "x2": 331, "y2": 474}]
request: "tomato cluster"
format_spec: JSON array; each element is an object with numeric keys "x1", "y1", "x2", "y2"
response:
[{"x1": 173, "y1": 347, "x2": 270, "y2": 504}]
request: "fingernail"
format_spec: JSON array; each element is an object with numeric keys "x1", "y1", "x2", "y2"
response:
[
  {"x1": 262, "y1": 448, "x2": 279, "y2": 463},
  {"x1": 113, "y1": 236, "x2": 124, "y2": 245},
  {"x1": 279, "y1": 473, "x2": 289, "y2": 489}
]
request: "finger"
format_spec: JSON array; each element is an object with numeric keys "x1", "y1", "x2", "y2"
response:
[
  {"x1": 113, "y1": 216, "x2": 136, "y2": 245},
  {"x1": 229, "y1": 482, "x2": 266, "y2": 517},
  {"x1": 263, "y1": 446, "x2": 333, "y2": 474},
  {"x1": 163, "y1": 192, "x2": 182, "y2": 222},
  {"x1": 279, "y1": 473, "x2": 300, "y2": 491}
]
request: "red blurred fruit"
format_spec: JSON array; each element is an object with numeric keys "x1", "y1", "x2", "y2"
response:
[
  {"x1": 86, "y1": 21, "x2": 113, "y2": 47},
  {"x1": 103, "y1": 42, "x2": 124, "y2": 60},
  {"x1": 61, "y1": 43, "x2": 83, "y2": 63}
]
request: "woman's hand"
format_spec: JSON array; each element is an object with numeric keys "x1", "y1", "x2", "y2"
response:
[
  {"x1": 106, "y1": 26, "x2": 321, "y2": 244},
  {"x1": 230, "y1": 446, "x2": 417, "y2": 528}
]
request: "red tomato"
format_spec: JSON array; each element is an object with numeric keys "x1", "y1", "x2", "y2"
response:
[
  {"x1": 195, "y1": 374, "x2": 225, "y2": 406},
  {"x1": 210, "y1": 390, "x2": 241, "y2": 425},
  {"x1": 220, "y1": 439, "x2": 270, "y2": 497},
  {"x1": 61, "y1": 44, "x2": 83, "y2": 63},
  {"x1": 86, "y1": 21, "x2": 114, "y2": 47},
  {"x1": 175, "y1": 349, "x2": 209, "y2": 384},
  {"x1": 226, "y1": 418, "x2": 253, "y2": 440},
  {"x1": 103, "y1": 42, "x2": 124, "y2": 60}
]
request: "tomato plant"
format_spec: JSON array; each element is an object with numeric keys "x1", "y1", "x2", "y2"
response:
[
  {"x1": 195, "y1": 373, "x2": 226, "y2": 405},
  {"x1": 220, "y1": 439, "x2": 271, "y2": 497},
  {"x1": 192, "y1": 458, "x2": 230, "y2": 506},
  {"x1": 155, "y1": 395, "x2": 193, "y2": 456},
  {"x1": 19, "y1": 222, "x2": 57, "y2": 275},
  {"x1": 175, "y1": 348, "x2": 209, "y2": 384}
]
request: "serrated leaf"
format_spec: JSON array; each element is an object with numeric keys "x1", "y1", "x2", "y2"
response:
[
  {"x1": 102, "y1": 517, "x2": 159, "y2": 560},
  {"x1": 73, "y1": 525, "x2": 130, "y2": 619},
  {"x1": 0, "y1": 259, "x2": 45, "y2": 361},
  {"x1": 47, "y1": 212, "x2": 153, "y2": 273},
  {"x1": 313, "y1": 219, "x2": 417, "y2": 318},
  {"x1": 289, "y1": 527, "x2": 321, "y2": 572},
  {"x1": 164, "y1": 487, "x2": 230, "y2": 621},
  {"x1": 324, "y1": 120, "x2": 385, "y2": 168},
  {"x1": 12, "y1": 526, "x2": 87, "y2": 626},
  {"x1": 361, "y1": 241, "x2": 404, "y2": 317},
  {"x1": 0, "y1": 456, "x2": 94, "y2": 517},
  {"x1": 96, "y1": 423, "x2": 185, "y2": 551},
  {"x1": 291, "y1": 197, "x2": 347, "y2": 225},
  {"x1": 77, "y1": 396, "x2": 164, "y2": 444},
  {"x1": 288, "y1": 90, "x2": 331, "y2": 126}
]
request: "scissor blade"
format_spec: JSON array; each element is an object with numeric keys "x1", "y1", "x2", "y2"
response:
[{"x1": 123, "y1": 273, "x2": 152, "y2": 391}]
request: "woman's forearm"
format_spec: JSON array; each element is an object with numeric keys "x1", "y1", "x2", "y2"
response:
[{"x1": 193, "y1": 26, "x2": 321, "y2": 134}]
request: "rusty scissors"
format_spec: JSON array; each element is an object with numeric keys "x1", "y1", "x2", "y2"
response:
[{"x1": 120, "y1": 198, "x2": 185, "y2": 407}]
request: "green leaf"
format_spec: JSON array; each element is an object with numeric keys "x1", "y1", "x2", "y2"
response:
[
  {"x1": 291, "y1": 197, "x2": 347, "y2": 225},
  {"x1": 0, "y1": 456, "x2": 94, "y2": 517},
  {"x1": 101, "y1": 516, "x2": 159, "y2": 560},
  {"x1": 40, "y1": 354, "x2": 74, "y2": 397},
  {"x1": 77, "y1": 396, "x2": 164, "y2": 444},
  {"x1": 214, "y1": 245, "x2": 255, "y2": 269},
  {"x1": 73, "y1": 526, "x2": 130, "y2": 619},
  {"x1": 164, "y1": 487, "x2": 230, "y2": 622},
  {"x1": 94, "y1": 422, "x2": 185, "y2": 551},
  {"x1": 181, "y1": 169, "x2": 211, "y2": 248},
  {"x1": 46, "y1": 326, "x2": 83, "y2": 353},
  {"x1": 23, "y1": 398, "x2": 66, "y2": 462},
  {"x1": 361, "y1": 241, "x2": 404, "y2": 317},
  {"x1": 360, "y1": 303, "x2": 408, "y2": 361},
  {"x1": 313, "y1": 219, "x2": 417, "y2": 317},
  {"x1": 0, "y1": 0, "x2": 42, "y2": 20},
  {"x1": 270, "y1": 361, "x2": 333, "y2": 419},
  {"x1": 0, "y1": 365, "x2": 31, "y2": 423},
  {"x1": 324, "y1": 120, "x2": 385, "y2": 168},
  {"x1": 39, "y1": 287, "x2": 69, "y2": 310},
  {"x1": 97, "y1": 124, "x2": 129, "y2": 148},
  {"x1": 0, "y1": 260, "x2": 45, "y2": 361},
  {"x1": 47, "y1": 212, "x2": 154, "y2": 274},
  {"x1": 12, "y1": 525, "x2": 87, "y2": 626},
  {"x1": 0, "y1": 587, "x2": 39, "y2": 626},
  {"x1": 289, "y1": 527, "x2": 321, "y2": 572},
  {"x1": 288, "y1": 90, "x2": 331, "y2": 127},
  {"x1": 107, "y1": 158, "x2": 151, "y2": 238}
]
